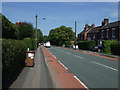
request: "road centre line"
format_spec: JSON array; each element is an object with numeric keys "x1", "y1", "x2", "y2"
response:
[
  {"x1": 91, "y1": 61, "x2": 118, "y2": 72},
  {"x1": 58, "y1": 61, "x2": 68, "y2": 70},
  {"x1": 74, "y1": 55, "x2": 85, "y2": 59},
  {"x1": 74, "y1": 76, "x2": 89, "y2": 89}
]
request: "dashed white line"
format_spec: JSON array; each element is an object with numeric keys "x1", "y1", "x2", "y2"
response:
[
  {"x1": 74, "y1": 76, "x2": 89, "y2": 89},
  {"x1": 53, "y1": 55, "x2": 57, "y2": 59},
  {"x1": 58, "y1": 61, "x2": 68, "y2": 70},
  {"x1": 65, "y1": 52, "x2": 71, "y2": 55},
  {"x1": 49, "y1": 52, "x2": 57, "y2": 59},
  {"x1": 74, "y1": 55, "x2": 84, "y2": 59},
  {"x1": 91, "y1": 61, "x2": 118, "y2": 72}
]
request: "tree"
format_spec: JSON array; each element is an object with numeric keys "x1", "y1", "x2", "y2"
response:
[
  {"x1": 17, "y1": 22, "x2": 34, "y2": 40},
  {"x1": 48, "y1": 26, "x2": 75, "y2": 46},
  {"x1": 2, "y1": 14, "x2": 19, "y2": 39},
  {"x1": 43, "y1": 35, "x2": 49, "y2": 43}
]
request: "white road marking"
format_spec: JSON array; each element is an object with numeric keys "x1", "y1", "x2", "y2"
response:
[
  {"x1": 58, "y1": 61, "x2": 68, "y2": 70},
  {"x1": 74, "y1": 55, "x2": 84, "y2": 59},
  {"x1": 74, "y1": 76, "x2": 89, "y2": 89},
  {"x1": 49, "y1": 51, "x2": 57, "y2": 59},
  {"x1": 53, "y1": 55, "x2": 57, "y2": 59},
  {"x1": 65, "y1": 52, "x2": 71, "y2": 55},
  {"x1": 91, "y1": 61, "x2": 118, "y2": 72}
]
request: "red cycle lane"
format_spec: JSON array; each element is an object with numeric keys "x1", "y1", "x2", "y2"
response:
[{"x1": 41, "y1": 46, "x2": 88, "y2": 89}]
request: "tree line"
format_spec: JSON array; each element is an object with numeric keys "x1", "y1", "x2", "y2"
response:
[{"x1": 1, "y1": 13, "x2": 43, "y2": 43}]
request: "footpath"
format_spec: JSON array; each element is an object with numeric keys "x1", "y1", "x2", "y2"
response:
[{"x1": 10, "y1": 47, "x2": 53, "y2": 88}]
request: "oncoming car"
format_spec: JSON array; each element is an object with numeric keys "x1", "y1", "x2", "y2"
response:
[{"x1": 44, "y1": 41, "x2": 51, "y2": 48}]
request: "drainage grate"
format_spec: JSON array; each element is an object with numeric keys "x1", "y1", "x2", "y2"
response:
[{"x1": 47, "y1": 60, "x2": 52, "y2": 62}]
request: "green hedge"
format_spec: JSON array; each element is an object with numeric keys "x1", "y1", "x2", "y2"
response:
[
  {"x1": 23, "y1": 38, "x2": 36, "y2": 50},
  {"x1": 65, "y1": 41, "x2": 71, "y2": 48},
  {"x1": 111, "y1": 42, "x2": 120, "y2": 55},
  {"x1": 78, "y1": 41, "x2": 96, "y2": 50},
  {"x1": 103, "y1": 40, "x2": 118, "y2": 54},
  {"x1": 2, "y1": 39, "x2": 26, "y2": 88}
]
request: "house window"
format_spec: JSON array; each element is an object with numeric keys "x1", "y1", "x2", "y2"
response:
[
  {"x1": 101, "y1": 30, "x2": 104, "y2": 38},
  {"x1": 93, "y1": 34, "x2": 96, "y2": 40},
  {"x1": 106, "y1": 29, "x2": 109, "y2": 38},
  {"x1": 112, "y1": 28, "x2": 116, "y2": 38}
]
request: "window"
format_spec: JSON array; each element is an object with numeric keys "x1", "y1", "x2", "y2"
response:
[
  {"x1": 112, "y1": 28, "x2": 116, "y2": 38},
  {"x1": 101, "y1": 30, "x2": 104, "y2": 38},
  {"x1": 106, "y1": 29, "x2": 109, "y2": 38},
  {"x1": 93, "y1": 34, "x2": 96, "y2": 40}
]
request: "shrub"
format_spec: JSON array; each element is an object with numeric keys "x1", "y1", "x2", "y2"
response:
[
  {"x1": 65, "y1": 41, "x2": 71, "y2": 48},
  {"x1": 111, "y1": 42, "x2": 120, "y2": 55},
  {"x1": 78, "y1": 41, "x2": 96, "y2": 50},
  {"x1": 103, "y1": 40, "x2": 118, "y2": 54},
  {"x1": 23, "y1": 38, "x2": 36, "y2": 50},
  {"x1": 2, "y1": 39, "x2": 26, "y2": 88}
]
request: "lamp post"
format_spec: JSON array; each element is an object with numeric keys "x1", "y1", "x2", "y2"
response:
[
  {"x1": 75, "y1": 21, "x2": 77, "y2": 50},
  {"x1": 35, "y1": 15, "x2": 46, "y2": 49},
  {"x1": 35, "y1": 15, "x2": 38, "y2": 49}
]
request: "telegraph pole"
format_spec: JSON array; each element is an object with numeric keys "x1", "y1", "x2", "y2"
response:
[
  {"x1": 36, "y1": 15, "x2": 38, "y2": 49},
  {"x1": 75, "y1": 21, "x2": 77, "y2": 50}
]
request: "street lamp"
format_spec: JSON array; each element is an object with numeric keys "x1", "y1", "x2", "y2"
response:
[
  {"x1": 35, "y1": 15, "x2": 46, "y2": 49},
  {"x1": 75, "y1": 21, "x2": 77, "y2": 50}
]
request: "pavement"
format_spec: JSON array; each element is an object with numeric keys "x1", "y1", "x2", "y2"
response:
[
  {"x1": 10, "y1": 47, "x2": 54, "y2": 88},
  {"x1": 47, "y1": 46, "x2": 119, "y2": 88}
]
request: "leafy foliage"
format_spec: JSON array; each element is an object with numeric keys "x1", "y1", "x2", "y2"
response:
[
  {"x1": 103, "y1": 40, "x2": 118, "y2": 54},
  {"x1": 17, "y1": 23, "x2": 33, "y2": 40},
  {"x1": 65, "y1": 41, "x2": 71, "y2": 48},
  {"x1": 111, "y1": 42, "x2": 120, "y2": 55},
  {"x1": 48, "y1": 26, "x2": 75, "y2": 46},
  {"x1": 78, "y1": 41, "x2": 96, "y2": 50},
  {"x1": 23, "y1": 38, "x2": 36, "y2": 50},
  {"x1": 2, "y1": 14, "x2": 19, "y2": 39},
  {"x1": 43, "y1": 35, "x2": 49, "y2": 43},
  {"x1": 2, "y1": 39, "x2": 26, "y2": 88}
]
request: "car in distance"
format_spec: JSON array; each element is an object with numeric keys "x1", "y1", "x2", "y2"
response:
[{"x1": 44, "y1": 41, "x2": 51, "y2": 48}]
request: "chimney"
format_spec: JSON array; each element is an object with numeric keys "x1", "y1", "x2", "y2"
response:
[
  {"x1": 102, "y1": 17, "x2": 109, "y2": 26},
  {"x1": 84, "y1": 24, "x2": 89, "y2": 30},
  {"x1": 91, "y1": 24, "x2": 95, "y2": 28}
]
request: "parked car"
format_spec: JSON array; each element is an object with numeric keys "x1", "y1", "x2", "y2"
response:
[
  {"x1": 72, "y1": 45, "x2": 78, "y2": 49},
  {"x1": 44, "y1": 41, "x2": 51, "y2": 48}
]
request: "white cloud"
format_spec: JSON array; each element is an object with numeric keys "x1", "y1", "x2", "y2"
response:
[{"x1": 2, "y1": 0, "x2": 120, "y2": 2}]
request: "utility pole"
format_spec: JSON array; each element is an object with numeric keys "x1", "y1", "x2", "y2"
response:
[
  {"x1": 75, "y1": 21, "x2": 77, "y2": 50},
  {"x1": 36, "y1": 15, "x2": 38, "y2": 49}
]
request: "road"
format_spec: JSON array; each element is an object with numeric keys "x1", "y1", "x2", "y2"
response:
[{"x1": 47, "y1": 46, "x2": 118, "y2": 88}]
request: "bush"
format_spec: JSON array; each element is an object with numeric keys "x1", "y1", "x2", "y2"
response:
[
  {"x1": 23, "y1": 38, "x2": 36, "y2": 50},
  {"x1": 65, "y1": 41, "x2": 71, "y2": 48},
  {"x1": 2, "y1": 39, "x2": 26, "y2": 88},
  {"x1": 78, "y1": 41, "x2": 96, "y2": 50},
  {"x1": 111, "y1": 42, "x2": 120, "y2": 55},
  {"x1": 103, "y1": 40, "x2": 118, "y2": 54}
]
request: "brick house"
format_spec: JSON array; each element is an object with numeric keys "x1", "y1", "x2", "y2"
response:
[
  {"x1": 87, "y1": 26, "x2": 102, "y2": 41},
  {"x1": 99, "y1": 20, "x2": 120, "y2": 41},
  {"x1": 78, "y1": 24, "x2": 95, "y2": 41},
  {"x1": 87, "y1": 18, "x2": 120, "y2": 41}
]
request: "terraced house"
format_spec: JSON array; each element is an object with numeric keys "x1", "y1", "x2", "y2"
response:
[{"x1": 78, "y1": 18, "x2": 120, "y2": 41}]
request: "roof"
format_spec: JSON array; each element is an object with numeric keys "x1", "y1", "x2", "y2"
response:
[
  {"x1": 100, "y1": 21, "x2": 120, "y2": 29},
  {"x1": 88, "y1": 26, "x2": 101, "y2": 34}
]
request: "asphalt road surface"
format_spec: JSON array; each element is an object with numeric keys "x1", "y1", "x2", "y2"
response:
[{"x1": 47, "y1": 46, "x2": 118, "y2": 88}]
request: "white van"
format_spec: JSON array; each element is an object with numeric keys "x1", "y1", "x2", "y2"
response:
[{"x1": 45, "y1": 41, "x2": 51, "y2": 48}]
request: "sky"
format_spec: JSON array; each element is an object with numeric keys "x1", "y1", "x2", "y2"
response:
[{"x1": 2, "y1": 2, "x2": 118, "y2": 35}]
